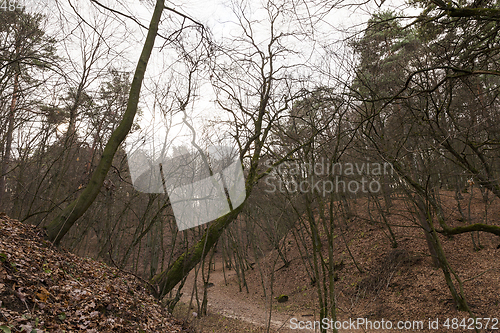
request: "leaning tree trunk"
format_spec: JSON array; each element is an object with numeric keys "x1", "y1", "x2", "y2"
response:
[
  {"x1": 150, "y1": 193, "x2": 246, "y2": 299},
  {"x1": 45, "y1": 0, "x2": 165, "y2": 245}
]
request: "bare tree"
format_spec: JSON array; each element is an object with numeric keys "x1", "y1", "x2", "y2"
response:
[{"x1": 44, "y1": 0, "x2": 166, "y2": 244}]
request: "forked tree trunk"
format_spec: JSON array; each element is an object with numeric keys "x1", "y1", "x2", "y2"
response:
[{"x1": 44, "y1": 0, "x2": 165, "y2": 244}]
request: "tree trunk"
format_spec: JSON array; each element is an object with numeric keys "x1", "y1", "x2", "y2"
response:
[
  {"x1": 150, "y1": 204, "x2": 244, "y2": 299},
  {"x1": 44, "y1": 0, "x2": 165, "y2": 244},
  {"x1": 414, "y1": 195, "x2": 441, "y2": 268},
  {"x1": 0, "y1": 70, "x2": 19, "y2": 207}
]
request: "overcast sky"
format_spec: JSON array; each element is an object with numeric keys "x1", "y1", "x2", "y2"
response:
[{"x1": 23, "y1": 0, "x2": 415, "y2": 167}]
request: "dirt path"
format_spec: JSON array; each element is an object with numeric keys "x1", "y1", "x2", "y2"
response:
[
  {"x1": 176, "y1": 260, "x2": 304, "y2": 332},
  {"x1": 174, "y1": 262, "x2": 400, "y2": 333}
]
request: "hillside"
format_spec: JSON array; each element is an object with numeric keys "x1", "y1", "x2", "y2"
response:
[
  {"x1": 174, "y1": 191, "x2": 500, "y2": 332},
  {"x1": 1, "y1": 192, "x2": 499, "y2": 333},
  {"x1": 260, "y1": 192, "x2": 500, "y2": 323},
  {"x1": 0, "y1": 213, "x2": 191, "y2": 333}
]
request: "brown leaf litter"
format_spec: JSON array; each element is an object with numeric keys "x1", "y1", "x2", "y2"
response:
[{"x1": 0, "y1": 213, "x2": 192, "y2": 333}]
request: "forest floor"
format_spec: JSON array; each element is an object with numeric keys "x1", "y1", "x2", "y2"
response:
[
  {"x1": 173, "y1": 260, "x2": 299, "y2": 333},
  {"x1": 0, "y1": 214, "x2": 191, "y2": 332},
  {"x1": 172, "y1": 190, "x2": 500, "y2": 333},
  {"x1": 1, "y1": 190, "x2": 499, "y2": 332}
]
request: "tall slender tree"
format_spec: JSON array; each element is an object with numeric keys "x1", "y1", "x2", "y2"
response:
[{"x1": 44, "y1": 0, "x2": 165, "y2": 244}]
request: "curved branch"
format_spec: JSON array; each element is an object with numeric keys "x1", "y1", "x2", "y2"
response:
[{"x1": 438, "y1": 223, "x2": 500, "y2": 236}]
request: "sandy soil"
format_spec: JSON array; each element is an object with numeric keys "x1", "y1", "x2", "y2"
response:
[{"x1": 176, "y1": 261, "x2": 302, "y2": 332}]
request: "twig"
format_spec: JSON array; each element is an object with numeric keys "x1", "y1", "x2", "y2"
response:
[
  {"x1": 463, "y1": 268, "x2": 495, "y2": 283},
  {"x1": 108, "y1": 243, "x2": 159, "y2": 297}
]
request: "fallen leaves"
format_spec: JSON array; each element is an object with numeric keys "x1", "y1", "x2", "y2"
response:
[
  {"x1": 0, "y1": 215, "x2": 191, "y2": 332},
  {"x1": 36, "y1": 287, "x2": 50, "y2": 303}
]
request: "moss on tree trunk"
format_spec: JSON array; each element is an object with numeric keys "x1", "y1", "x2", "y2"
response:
[
  {"x1": 45, "y1": 0, "x2": 165, "y2": 245},
  {"x1": 150, "y1": 205, "x2": 244, "y2": 299}
]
